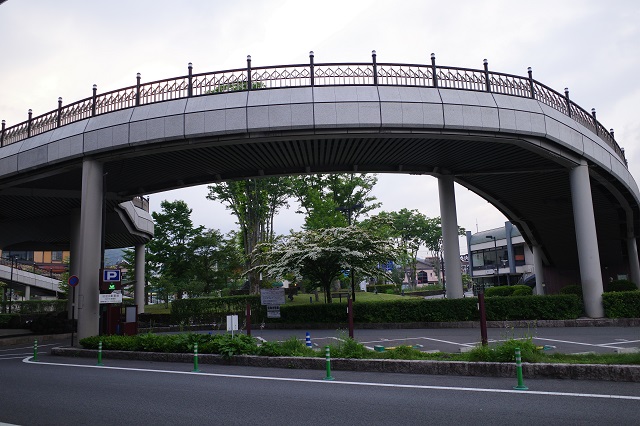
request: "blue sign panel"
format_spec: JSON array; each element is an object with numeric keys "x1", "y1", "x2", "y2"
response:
[{"x1": 102, "y1": 269, "x2": 121, "y2": 282}]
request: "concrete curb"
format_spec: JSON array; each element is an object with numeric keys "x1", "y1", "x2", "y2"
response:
[{"x1": 50, "y1": 347, "x2": 640, "y2": 382}]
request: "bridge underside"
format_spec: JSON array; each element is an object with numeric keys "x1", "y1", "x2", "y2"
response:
[{"x1": 1, "y1": 128, "x2": 637, "y2": 290}]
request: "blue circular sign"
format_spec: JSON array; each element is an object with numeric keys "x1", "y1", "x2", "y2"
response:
[{"x1": 68, "y1": 275, "x2": 79, "y2": 287}]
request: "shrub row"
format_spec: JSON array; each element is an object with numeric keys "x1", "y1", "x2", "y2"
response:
[
  {"x1": 484, "y1": 285, "x2": 532, "y2": 297},
  {"x1": 171, "y1": 295, "x2": 261, "y2": 324},
  {"x1": 603, "y1": 291, "x2": 640, "y2": 318},
  {"x1": 0, "y1": 300, "x2": 67, "y2": 314}
]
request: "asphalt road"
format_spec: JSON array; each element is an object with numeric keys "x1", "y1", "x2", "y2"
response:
[{"x1": 1, "y1": 341, "x2": 638, "y2": 425}]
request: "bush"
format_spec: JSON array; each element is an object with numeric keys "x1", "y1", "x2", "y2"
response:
[
  {"x1": 603, "y1": 291, "x2": 640, "y2": 318},
  {"x1": 559, "y1": 285, "x2": 583, "y2": 296},
  {"x1": 0, "y1": 314, "x2": 21, "y2": 328},
  {"x1": 0, "y1": 300, "x2": 67, "y2": 314},
  {"x1": 367, "y1": 284, "x2": 396, "y2": 293},
  {"x1": 29, "y1": 312, "x2": 74, "y2": 334},
  {"x1": 468, "y1": 338, "x2": 541, "y2": 363},
  {"x1": 484, "y1": 295, "x2": 582, "y2": 320},
  {"x1": 606, "y1": 280, "x2": 637, "y2": 292},
  {"x1": 171, "y1": 295, "x2": 262, "y2": 324},
  {"x1": 484, "y1": 285, "x2": 532, "y2": 297}
]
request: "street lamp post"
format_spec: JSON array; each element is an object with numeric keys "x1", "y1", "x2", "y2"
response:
[
  {"x1": 7, "y1": 255, "x2": 18, "y2": 314},
  {"x1": 486, "y1": 235, "x2": 498, "y2": 287},
  {"x1": 336, "y1": 203, "x2": 363, "y2": 302}
]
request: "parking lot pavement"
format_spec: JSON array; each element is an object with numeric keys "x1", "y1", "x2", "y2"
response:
[{"x1": 243, "y1": 327, "x2": 640, "y2": 354}]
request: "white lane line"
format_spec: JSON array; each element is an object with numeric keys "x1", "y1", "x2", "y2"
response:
[
  {"x1": 533, "y1": 338, "x2": 623, "y2": 350},
  {"x1": 1, "y1": 356, "x2": 33, "y2": 360},
  {"x1": 600, "y1": 339, "x2": 640, "y2": 347},
  {"x1": 0, "y1": 353, "x2": 32, "y2": 358},
  {"x1": 420, "y1": 337, "x2": 476, "y2": 347},
  {"x1": 0, "y1": 344, "x2": 56, "y2": 352},
  {"x1": 360, "y1": 337, "x2": 475, "y2": 348},
  {"x1": 21, "y1": 357, "x2": 640, "y2": 401}
]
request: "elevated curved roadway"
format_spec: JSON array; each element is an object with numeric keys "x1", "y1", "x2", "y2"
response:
[{"x1": 1, "y1": 54, "x2": 637, "y2": 338}]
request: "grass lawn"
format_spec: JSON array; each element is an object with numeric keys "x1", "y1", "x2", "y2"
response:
[{"x1": 287, "y1": 290, "x2": 407, "y2": 305}]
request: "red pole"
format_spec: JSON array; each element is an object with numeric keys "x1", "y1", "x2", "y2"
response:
[
  {"x1": 246, "y1": 302, "x2": 252, "y2": 337},
  {"x1": 347, "y1": 297, "x2": 354, "y2": 339}
]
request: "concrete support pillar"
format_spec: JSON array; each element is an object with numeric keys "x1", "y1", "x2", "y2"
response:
[
  {"x1": 570, "y1": 160, "x2": 604, "y2": 317},
  {"x1": 532, "y1": 245, "x2": 545, "y2": 295},
  {"x1": 77, "y1": 159, "x2": 103, "y2": 339},
  {"x1": 24, "y1": 285, "x2": 30, "y2": 301},
  {"x1": 68, "y1": 209, "x2": 81, "y2": 319},
  {"x1": 626, "y1": 237, "x2": 640, "y2": 289},
  {"x1": 134, "y1": 243, "x2": 145, "y2": 314},
  {"x1": 438, "y1": 175, "x2": 464, "y2": 299}
]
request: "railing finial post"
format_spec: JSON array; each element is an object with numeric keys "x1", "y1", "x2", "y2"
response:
[
  {"x1": 483, "y1": 59, "x2": 491, "y2": 92},
  {"x1": 1, "y1": 120, "x2": 5, "y2": 147},
  {"x1": 431, "y1": 53, "x2": 437, "y2": 88},
  {"x1": 309, "y1": 51, "x2": 315, "y2": 87},
  {"x1": 188, "y1": 62, "x2": 193, "y2": 97},
  {"x1": 57, "y1": 97, "x2": 63, "y2": 127},
  {"x1": 610, "y1": 128, "x2": 615, "y2": 139},
  {"x1": 27, "y1": 109, "x2": 33, "y2": 138},
  {"x1": 564, "y1": 88, "x2": 572, "y2": 118},
  {"x1": 247, "y1": 55, "x2": 252, "y2": 91},
  {"x1": 591, "y1": 108, "x2": 598, "y2": 135},
  {"x1": 92, "y1": 85, "x2": 97, "y2": 117},
  {"x1": 527, "y1": 67, "x2": 535, "y2": 99},
  {"x1": 372, "y1": 50, "x2": 378, "y2": 85},
  {"x1": 136, "y1": 73, "x2": 141, "y2": 106}
]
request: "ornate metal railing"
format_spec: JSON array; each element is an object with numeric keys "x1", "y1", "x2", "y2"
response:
[{"x1": 0, "y1": 51, "x2": 625, "y2": 165}]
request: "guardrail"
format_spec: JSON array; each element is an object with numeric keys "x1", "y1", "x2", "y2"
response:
[
  {"x1": 0, "y1": 257, "x2": 63, "y2": 281},
  {"x1": 0, "y1": 51, "x2": 625, "y2": 165}
]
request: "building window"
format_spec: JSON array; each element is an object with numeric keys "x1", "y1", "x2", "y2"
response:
[{"x1": 51, "y1": 251, "x2": 63, "y2": 262}]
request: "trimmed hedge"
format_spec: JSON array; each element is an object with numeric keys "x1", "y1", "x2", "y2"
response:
[
  {"x1": 366, "y1": 284, "x2": 396, "y2": 293},
  {"x1": 603, "y1": 291, "x2": 640, "y2": 318},
  {"x1": 606, "y1": 280, "x2": 637, "y2": 292},
  {"x1": 171, "y1": 295, "x2": 261, "y2": 324},
  {"x1": 484, "y1": 285, "x2": 532, "y2": 297},
  {"x1": 0, "y1": 300, "x2": 67, "y2": 314},
  {"x1": 484, "y1": 295, "x2": 581, "y2": 321},
  {"x1": 0, "y1": 314, "x2": 21, "y2": 328}
]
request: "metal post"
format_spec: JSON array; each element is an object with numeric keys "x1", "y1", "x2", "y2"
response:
[
  {"x1": 372, "y1": 50, "x2": 378, "y2": 85},
  {"x1": 9, "y1": 256, "x2": 14, "y2": 314},
  {"x1": 57, "y1": 97, "x2": 63, "y2": 127},
  {"x1": 193, "y1": 342, "x2": 199, "y2": 372},
  {"x1": 70, "y1": 286, "x2": 76, "y2": 347},
  {"x1": 187, "y1": 62, "x2": 193, "y2": 97},
  {"x1": 1, "y1": 119, "x2": 4, "y2": 147},
  {"x1": 27, "y1": 109, "x2": 32, "y2": 137},
  {"x1": 306, "y1": 332, "x2": 312, "y2": 348},
  {"x1": 246, "y1": 302, "x2": 252, "y2": 337},
  {"x1": 564, "y1": 88, "x2": 572, "y2": 118},
  {"x1": 431, "y1": 53, "x2": 437, "y2": 88},
  {"x1": 610, "y1": 128, "x2": 615, "y2": 139},
  {"x1": 483, "y1": 59, "x2": 491, "y2": 92},
  {"x1": 92, "y1": 85, "x2": 97, "y2": 116},
  {"x1": 136, "y1": 73, "x2": 141, "y2": 106},
  {"x1": 323, "y1": 346, "x2": 334, "y2": 380},
  {"x1": 527, "y1": 67, "x2": 535, "y2": 99},
  {"x1": 247, "y1": 55, "x2": 252, "y2": 91},
  {"x1": 514, "y1": 347, "x2": 528, "y2": 390},
  {"x1": 347, "y1": 297, "x2": 354, "y2": 339},
  {"x1": 591, "y1": 108, "x2": 598, "y2": 135},
  {"x1": 97, "y1": 340, "x2": 104, "y2": 366},
  {"x1": 478, "y1": 285, "x2": 488, "y2": 346},
  {"x1": 309, "y1": 51, "x2": 315, "y2": 87}
]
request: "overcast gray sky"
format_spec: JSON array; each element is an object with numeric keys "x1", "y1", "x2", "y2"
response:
[{"x1": 1, "y1": 0, "x2": 639, "y2": 256}]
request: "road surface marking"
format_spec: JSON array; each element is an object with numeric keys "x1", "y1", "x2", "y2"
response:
[
  {"x1": 533, "y1": 338, "x2": 624, "y2": 349},
  {"x1": 0, "y1": 344, "x2": 56, "y2": 352},
  {"x1": 22, "y1": 357, "x2": 640, "y2": 401}
]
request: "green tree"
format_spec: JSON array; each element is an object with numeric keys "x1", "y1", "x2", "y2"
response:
[
  {"x1": 207, "y1": 177, "x2": 291, "y2": 294},
  {"x1": 190, "y1": 230, "x2": 244, "y2": 295},
  {"x1": 290, "y1": 174, "x2": 380, "y2": 230},
  {"x1": 147, "y1": 200, "x2": 203, "y2": 299},
  {"x1": 253, "y1": 226, "x2": 399, "y2": 303}
]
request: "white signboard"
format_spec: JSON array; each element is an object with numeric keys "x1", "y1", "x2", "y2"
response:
[
  {"x1": 260, "y1": 288, "x2": 285, "y2": 305},
  {"x1": 266, "y1": 305, "x2": 281, "y2": 318},
  {"x1": 99, "y1": 293, "x2": 123, "y2": 304},
  {"x1": 226, "y1": 314, "x2": 239, "y2": 331}
]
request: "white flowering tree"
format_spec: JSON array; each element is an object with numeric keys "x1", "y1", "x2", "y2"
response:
[{"x1": 253, "y1": 226, "x2": 399, "y2": 303}]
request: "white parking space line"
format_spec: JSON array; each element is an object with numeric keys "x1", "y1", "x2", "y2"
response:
[
  {"x1": 21, "y1": 357, "x2": 640, "y2": 401},
  {"x1": 533, "y1": 338, "x2": 624, "y2": 350},
  {"x1": 360, "y1": 337, "x2": 475, "y2": 348},
  {"x1": 600, "y1": 339, "x2": 640, "y2": 347},
  {"x1": 0, "y1": 355, "x2": 32, "y2": 360}
]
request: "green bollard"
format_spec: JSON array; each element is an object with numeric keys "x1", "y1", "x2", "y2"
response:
[
  {"x1": 513, "y1": 347, "x2": 528, "y2": 390},
  {"x1": 323, "y1": 346, "x2": 334, "y2": 381},
  {"x1": 33, "y1": 339, "x2": 38, "y2": 362},
  {"x1": 193, "y1": 342, "x2": 200, "y2": 372},
  {"x1": 97, "y1": 340, "x2": 104, "y2": 366}
]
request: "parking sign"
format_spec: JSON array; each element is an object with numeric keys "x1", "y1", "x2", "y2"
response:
[{"x1": 100, "y1": 269, "x2": 122, "y2": 291}]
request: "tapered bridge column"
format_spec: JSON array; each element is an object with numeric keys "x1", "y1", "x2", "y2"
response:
[
  {"x1": 77, "y1": 159, "x2": 103, "y2": 339},
  {"x1": 135, "y1": 243, "x2": 146, "y2": 314},
  {"x1": 438, "y1": 175, "x2": 464, "y2": 299},
  {"x1": 570, "y1": 160, "x2": 604, "y2": 318}
]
